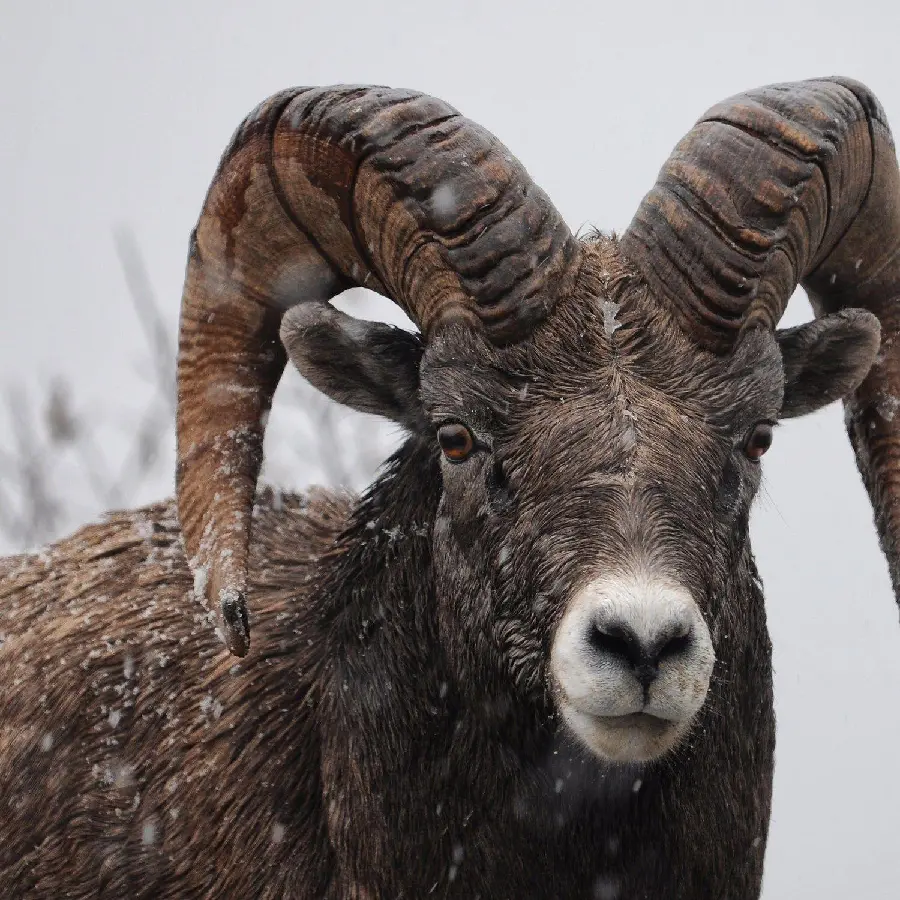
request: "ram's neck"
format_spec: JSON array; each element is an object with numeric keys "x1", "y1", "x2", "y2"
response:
[{"x1": 314, "y1": 434, "x2": 447, "y2": 737}]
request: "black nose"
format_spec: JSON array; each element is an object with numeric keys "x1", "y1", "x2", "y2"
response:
[{"x1": 588, "y1": 619, "x2": 693, "y2": 689}]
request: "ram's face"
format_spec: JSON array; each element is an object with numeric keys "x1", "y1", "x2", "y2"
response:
[
  {"x1": 418, "y1": 278, "x2": 780, "y2": 763},
  {"x1": 412, "y1": 252, "x2": 875, "y2": 764},
  {"x1": 279, "y1": 241, "x2": 878, "y2": 765}
]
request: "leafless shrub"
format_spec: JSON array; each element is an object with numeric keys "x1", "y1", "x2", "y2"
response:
[{"x1": 0, "y1": 229, "x2": 398, "y2": 554}]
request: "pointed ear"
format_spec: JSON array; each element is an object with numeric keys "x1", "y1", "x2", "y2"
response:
[
  {"x1": 280, "y1": 302, "x2": 426, "y2": 431},
  {"x1": 776, "y1": 309, "x2": 881, "y2": 419}
]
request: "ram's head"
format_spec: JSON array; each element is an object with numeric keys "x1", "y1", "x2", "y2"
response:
[{"x1": 177, "y1": 80, "x2": 900, "y2": 763}]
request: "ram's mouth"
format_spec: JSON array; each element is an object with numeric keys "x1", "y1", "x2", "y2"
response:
[
  {"x1": 593, "y1": 711, "x2": 674, "y2": 731},
  {"x1": 558, "y1": 702, "x2": 685, "y2": 764}
]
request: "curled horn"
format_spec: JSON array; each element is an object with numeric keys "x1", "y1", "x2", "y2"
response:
[
  {"x1": 620, "y1": 77, "x2": 900, "y2": 596},
  {"x1": 177, "y1": 85, "x2": 580, "y2": 656}
]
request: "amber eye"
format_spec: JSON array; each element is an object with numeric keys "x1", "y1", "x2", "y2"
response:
[
  {"x1": 437, "y1": 423, "x2": 475, "y2": 462},
  {"x1": 743, "y1": 422, "x2": 773, "y2": 462}
]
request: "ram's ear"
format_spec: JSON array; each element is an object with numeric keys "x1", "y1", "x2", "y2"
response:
[
  {"x1": 280, "y1": 302, "x2": 426, "y2": 431},
  {"x1": 776, "y1": 309, "x2": 881, "y2": 419}
]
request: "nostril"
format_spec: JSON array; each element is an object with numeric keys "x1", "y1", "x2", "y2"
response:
[
  {"x1": 588, "y1": 622, "x2": 642, "y2": 668},
  {"x1": 654, "y1": 627, "x2": 693, "y2": 664}
]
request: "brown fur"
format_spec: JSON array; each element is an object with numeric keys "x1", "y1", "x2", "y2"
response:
[{"x1": 0, "y1": 490, "x2": 344, "y2": 898}]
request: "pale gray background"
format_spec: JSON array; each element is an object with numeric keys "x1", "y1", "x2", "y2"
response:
[{"x1": 2, "y1": 0, "x2": 899, "y2": 895}]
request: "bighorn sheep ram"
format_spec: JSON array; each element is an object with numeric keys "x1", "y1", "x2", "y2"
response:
[{"x1": 2, "y1": 77, "x2": 899, "y2": 898}]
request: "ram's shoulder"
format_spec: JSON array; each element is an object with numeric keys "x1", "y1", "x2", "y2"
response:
[{"x1": 0, "y1": 487, "x2": 343, "y2": 896}]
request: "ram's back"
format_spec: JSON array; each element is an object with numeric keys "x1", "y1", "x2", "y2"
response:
[{"x1": 0, "y1": 488, "x2": 350, "y2": 899}]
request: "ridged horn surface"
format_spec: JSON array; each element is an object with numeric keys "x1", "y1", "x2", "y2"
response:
[
  {"x1": 621, "y1": 77, "x2": 900, "y2": 599},
  {"x1": 177, "y1": 85, "x2": 579, "y2": 655}
]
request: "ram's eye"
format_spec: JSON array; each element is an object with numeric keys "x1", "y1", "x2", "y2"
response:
[
  {"x1": 437, "y1": 423, "x2": 475, "y2": 462},
  {"x1": 743, "y1": 422, "x2": 773, "y2": 462}
]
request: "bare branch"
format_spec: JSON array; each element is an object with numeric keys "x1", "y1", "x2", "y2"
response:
[
  {"x1": 113, "y1": 225, "x2": 175, "y2": 410},
  {"x1": 0, "y1": 229, "x2": 393, "y2": 553}
]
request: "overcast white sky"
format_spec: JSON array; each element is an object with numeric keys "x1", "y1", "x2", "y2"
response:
[{"x1": 2, "y1": 0, "x2": 900, "y2": 895}]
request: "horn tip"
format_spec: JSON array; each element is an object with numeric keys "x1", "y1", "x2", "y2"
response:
[{"x1": 219, "y1": 585, "x2": 251, "y2": 657}]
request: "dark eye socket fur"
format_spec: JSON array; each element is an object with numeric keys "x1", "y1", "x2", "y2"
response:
[{"x1": 488, "y1": 455, "x2": 513, "y2": 511}]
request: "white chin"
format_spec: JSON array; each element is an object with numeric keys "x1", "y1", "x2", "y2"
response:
[{"x1": 560, "y1": 703, "x2": 688, "y2": 764}]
